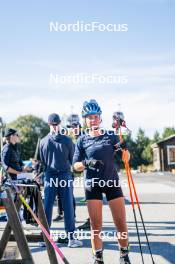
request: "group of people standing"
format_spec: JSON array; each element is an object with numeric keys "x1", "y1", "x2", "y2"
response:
[{"x1": 1, "y1": 99, "x2": 131, "y2": 264}]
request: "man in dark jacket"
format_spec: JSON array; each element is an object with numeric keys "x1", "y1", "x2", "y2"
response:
[{"x1": 39, "y1": 113, "x2": 82, "y2": 248}]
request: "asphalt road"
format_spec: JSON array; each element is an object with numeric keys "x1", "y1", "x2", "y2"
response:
[{"x1": 1, "y1": 172, "x2": 175, "y2": 264}]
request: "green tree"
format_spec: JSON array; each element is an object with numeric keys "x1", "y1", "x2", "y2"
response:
[
  {"x1": 8, "y1": 115, "x2": 49, "y2": 159},
  {"x1": 153, "y1": 130, "x2": 161, "y2": 143},
  {"x1": 142, "y1": 143, "x2": 153, "y2": 164},
  {"x1": 131, "y1": 139, "x2": 139, "y2": 168},
  {"x1": 162, "y1": 127, "x2": 175, "y2": 139},
  {"x1": 135, "y1": 128, "x2": 151, "y2": 166}
]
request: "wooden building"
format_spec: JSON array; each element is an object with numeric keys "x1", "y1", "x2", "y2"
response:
[{"x1": 152, "y1": 134, "x2": 175, "y2": 171}]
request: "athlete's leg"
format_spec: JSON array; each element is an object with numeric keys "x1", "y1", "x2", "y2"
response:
[
  {"x1": 109, "y1": 197, "x2": 129, "y2": 247},
  {"x1": 87, "y1": 200, "x2": 103, "y2": 251}
]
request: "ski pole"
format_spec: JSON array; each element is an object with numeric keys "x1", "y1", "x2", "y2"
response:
[
  {"x1": 122, "y1": 149, "x2": 155, "y2": 264},
  {"x1": 122, "y1": 148, "x2": 145, "y2": 264},
  {"x1": 118, "y1": 125, "x2": 155, "y2": 264}
]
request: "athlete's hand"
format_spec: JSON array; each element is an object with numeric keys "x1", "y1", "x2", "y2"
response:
[
  {"x1": 82, "y1": 159, "x2": 104, "y2": 169},
  {"x1": 115, "y1": 141, "x2": 127, "y2": 151}
]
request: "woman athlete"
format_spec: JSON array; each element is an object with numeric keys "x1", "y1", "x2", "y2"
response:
[{"x1": 73, "y1": 99, "x2": 131, "y2": 264}]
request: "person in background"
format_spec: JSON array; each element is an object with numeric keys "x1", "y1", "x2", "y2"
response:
[
  {"x1": 53, "y1": 114, "x2": 82, "y2": 222},
  {"x1": 1, "y1": 128, "x2": 31, "y2": 180},
  {"x1": 39, "y1": 113, "x2": 83, "y2": 248},
  {"x1": 66, "y1": 114, "x2": 91, "y2": 231}
]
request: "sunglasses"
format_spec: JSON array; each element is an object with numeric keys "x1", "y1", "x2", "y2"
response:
[{"x1": 51, "y1": 123, "x2": 59, "y2": 126}]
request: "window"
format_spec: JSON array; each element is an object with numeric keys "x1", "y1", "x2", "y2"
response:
[{"x1": 167, "y1": 145, "x2": 175, "y2": 165}]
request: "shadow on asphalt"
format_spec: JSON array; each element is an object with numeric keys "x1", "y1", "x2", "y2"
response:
[
  {"x1": 30, "y1": 240, "x2": 175, "y2": 264},
  {"x1": 75, "y1": 197, "x2": 175, "y2": 207},
  {"x1": 30, "y1": 194, "x2": 175, "y2": 263},
  {"x1": 103, "y1": 241, "x2": 175, "y2": 264},
  {"x1": 30, "y1": 220, "x2": 175, "y2": 263}
]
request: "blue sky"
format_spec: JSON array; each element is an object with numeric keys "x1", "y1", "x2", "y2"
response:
[{"x1": 0, "y1": 0, "x2": 175, "y2": 137}]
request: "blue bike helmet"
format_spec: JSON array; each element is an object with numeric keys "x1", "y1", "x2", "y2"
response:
[{"x1": 82, "y1": 99, "x2": 102, "y2": 117}]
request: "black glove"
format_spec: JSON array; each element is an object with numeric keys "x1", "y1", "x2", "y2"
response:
[
  {"x1": 82, "y1": 159, "x2": 104, "y2": 169},
  {"x1": 115, "y1": 141, "x2": 127, "y2": 151}
]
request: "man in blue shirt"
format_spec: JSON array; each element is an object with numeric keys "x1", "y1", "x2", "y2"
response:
[
  {"x1": 39, "y1": 113, "x2": 82, "y2": 248},
  {"x1": 53, "y1": 113, "x2": 81, "y2": 222}
]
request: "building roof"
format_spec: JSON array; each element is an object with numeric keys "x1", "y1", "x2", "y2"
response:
[
  {"x1": 157, "y1": 134, "x2": 175, "y2": 144},
  {"x1": 151, "y1": 134, "x2": 175, "y2": 148}
]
